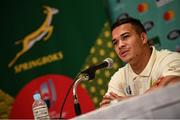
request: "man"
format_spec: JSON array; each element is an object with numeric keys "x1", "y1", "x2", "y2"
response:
[{"x1": 100, "y1": 17, "x2": 180, "y2": 107}]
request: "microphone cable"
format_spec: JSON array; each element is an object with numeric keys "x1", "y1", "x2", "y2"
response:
[{"x1": 59, "y1": 72, "x2": 81, "y2": 119}]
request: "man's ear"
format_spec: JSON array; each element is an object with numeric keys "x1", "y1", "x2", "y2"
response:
[{"x1": 141, "y1": 32, "x2": 148, "y2": 44}]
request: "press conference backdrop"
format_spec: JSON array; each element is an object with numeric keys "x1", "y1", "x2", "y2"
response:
[{"x1": 0, "y1": 0, "x2": 179, "y2": 119}]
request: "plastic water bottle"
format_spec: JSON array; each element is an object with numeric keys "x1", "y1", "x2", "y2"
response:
[{"x1": 32, "y1": 93, "x2": 50, "y2": 119}]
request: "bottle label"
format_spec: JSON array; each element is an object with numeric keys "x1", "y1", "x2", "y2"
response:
[{"x1": 33, "y1": 105, "x2": 50, "y2": 119}]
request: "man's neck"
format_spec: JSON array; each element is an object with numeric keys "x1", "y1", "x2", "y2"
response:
[{"x1": 130, "y1": 47, "x2": 152, "y2": 74}]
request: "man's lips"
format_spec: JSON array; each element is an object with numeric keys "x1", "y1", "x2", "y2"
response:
[{"x1": 119, "y1": 50, "x2": 128, "y2": 57}]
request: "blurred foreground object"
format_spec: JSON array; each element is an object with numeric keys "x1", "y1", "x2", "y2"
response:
[{"x1": 73, "y1": 83, "x2": 180, "y2": 119}]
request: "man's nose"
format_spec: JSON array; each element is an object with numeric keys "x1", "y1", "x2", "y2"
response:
[{"x1": 117, "y1": 40, "x2": 125, "y2": 49}]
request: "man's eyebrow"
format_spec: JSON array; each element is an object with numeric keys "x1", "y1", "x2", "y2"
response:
[
  {"x1": 112, "y1": 32, "x2": 130, "y2": 42},
  {"x1": 120, "y1": 32, "x2": 130, "y2": 36}
]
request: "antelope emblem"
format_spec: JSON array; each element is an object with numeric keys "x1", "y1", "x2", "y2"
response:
[{"x1": 8, "y1": 5, "x2": 58, "y2": 68}]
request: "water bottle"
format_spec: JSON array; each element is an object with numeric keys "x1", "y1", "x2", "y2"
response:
[{"x1": 32, "y1": 93, "x2": 50, "y2": 119}]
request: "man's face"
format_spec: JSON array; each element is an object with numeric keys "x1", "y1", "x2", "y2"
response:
[{"x1": 112, "y1": 23, "x2": 147, "y2": 64}]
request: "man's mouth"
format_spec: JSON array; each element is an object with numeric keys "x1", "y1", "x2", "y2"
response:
[{"x1": 119, "y1": 50, "x2": 128, "y2": 58}]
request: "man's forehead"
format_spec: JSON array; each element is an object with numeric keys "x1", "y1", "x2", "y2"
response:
[{"x1": 112, "y1": 24, "x2": 134, "y2": 35}]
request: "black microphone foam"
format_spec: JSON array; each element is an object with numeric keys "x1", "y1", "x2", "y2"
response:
[{"x1": 81, "y1": 58, "x2": 113, "y2": 74}]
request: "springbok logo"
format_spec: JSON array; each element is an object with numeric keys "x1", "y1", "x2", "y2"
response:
[{"x1": 8, "y1": 5, "x2": 58, "y2": 68}]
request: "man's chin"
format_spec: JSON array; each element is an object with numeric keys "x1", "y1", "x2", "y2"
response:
[
  {"x1": 121, "y1": 58, "x2": 132, "y2": 63},
  {"x1": 121, "y1": 59, "x2": 128, "y2": 63}
]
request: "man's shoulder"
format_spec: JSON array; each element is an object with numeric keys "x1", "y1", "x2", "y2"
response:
[
  {"x1": 154, "y1": 48, "x2": 180, "y2": 67},
  {"x1": 110, "y1": 64, "x2": 128, "y2": 83},
  {"x1": 112, "y1": 64, "x2": 128, "y2": 76},
  {"x1": 156, "y1": 48, "x2": 179, "y2": 60}
]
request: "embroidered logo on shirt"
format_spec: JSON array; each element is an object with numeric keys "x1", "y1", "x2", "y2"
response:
[{"x1": 168, "y1": 62, "x2": 178, "y2": 71}]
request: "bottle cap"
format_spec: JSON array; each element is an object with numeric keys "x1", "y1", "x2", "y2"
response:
[{"x1": 33, "y1": 93, "x2": 41, "y2": 100}]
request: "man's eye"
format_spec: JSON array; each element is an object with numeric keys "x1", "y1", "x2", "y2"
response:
[
  {"x1": 112, "y1": 40, "x2": 117, "y2": 46},
  {"x1": 122, "y1": 35, "x2": 129, "y2": 40}
]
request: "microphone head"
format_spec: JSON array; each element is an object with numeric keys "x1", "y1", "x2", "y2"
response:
[{"x1": 104, "y1": 58, "x2": 113, "y2": 69}]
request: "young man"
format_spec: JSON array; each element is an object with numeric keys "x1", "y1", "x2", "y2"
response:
[{"x1": 100, "y1": 17, "x2": 180, "y2": 107}]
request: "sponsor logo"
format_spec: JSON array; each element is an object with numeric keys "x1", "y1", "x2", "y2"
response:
[
  {"x1": 163, "y1": 10, "x2": 174, "y2": 21},
  {"x1": 137, "y1": 3, "x2": 149, "y2": 13},
  {"x1": 155, "y1": 0, "x2": 173, "y2": 7},
  {"x1": 167, "y1": 29, "x2": 180, "y2": 40},
  {"x1": 8, "y1": 5, "x2": 59, "y2": 68},
  {"x1": 143, "y1": 21, "x2": 154, "y2": 32}
]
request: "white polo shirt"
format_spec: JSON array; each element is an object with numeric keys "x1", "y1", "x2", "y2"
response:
[{"x1": 107, "y1": 47, "x2": 180, "y2": 96}]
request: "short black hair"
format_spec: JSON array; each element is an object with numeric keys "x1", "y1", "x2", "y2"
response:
[{"x1": 111, "y1": 17, "x2": 146, "y2": 34}]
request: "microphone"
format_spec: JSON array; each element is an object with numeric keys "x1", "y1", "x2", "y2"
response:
[
  {"x1": 72, "y1": 58, "x2": 113, "y2": 116},
  {"x1": 81, "y1": 58, "x2": 113, "y2": 73},
  {"x1": 80, "y1": 58, "x2": 113, "y2": 80}
]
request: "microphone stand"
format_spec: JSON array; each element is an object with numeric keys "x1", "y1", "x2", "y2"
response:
[{"x1": 73, "y1": 75, "x2": 89, "y2": 116}]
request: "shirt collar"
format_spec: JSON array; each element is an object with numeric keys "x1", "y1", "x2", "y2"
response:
[{"x1": 128, "y1": 46, "x2": 157, "y2": 79}]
